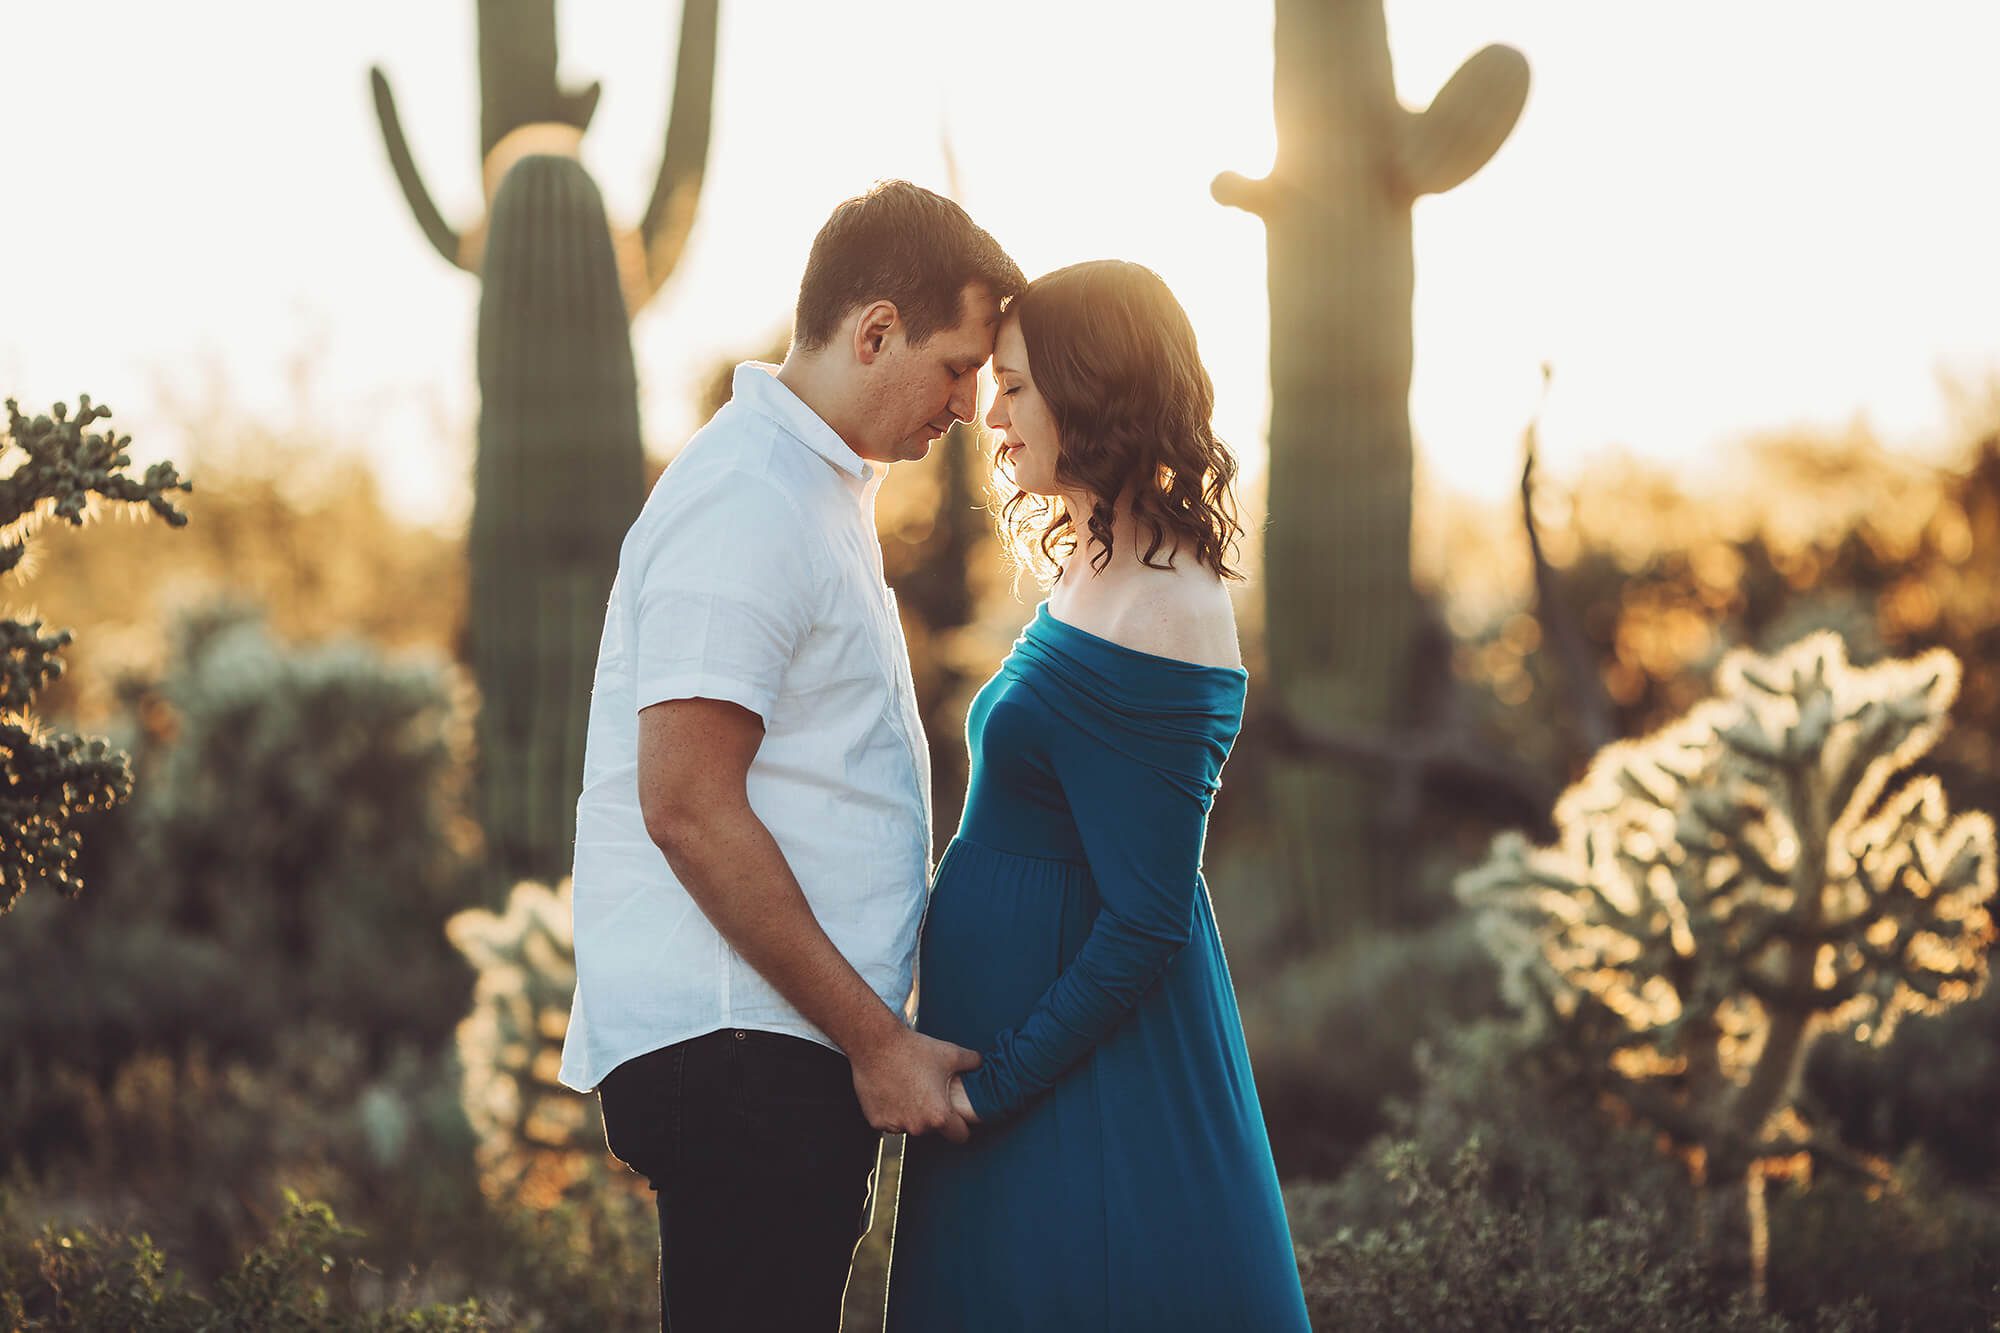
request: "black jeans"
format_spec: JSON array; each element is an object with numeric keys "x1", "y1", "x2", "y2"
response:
[{"x1": 597, "y1": 1027, "x2": 883, "y2": 1332}]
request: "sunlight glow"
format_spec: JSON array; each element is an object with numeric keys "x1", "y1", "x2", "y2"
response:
[{"x1": 8, "y1": 1, "x2": 1999, "y2": 531}]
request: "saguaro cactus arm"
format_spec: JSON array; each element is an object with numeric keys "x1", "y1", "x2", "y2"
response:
[
  {"x1": 1209, "y1": 170, "x2": 1284, "y2": 220},
  {"x1": 638, "y1": 0, "x2": 720, "y2": 303},
  {"x1": 478, "y1": 0, "x2": 602, "y2": 154},
  {"x1": 1398, "y1": 44, "x2": 1530, "y2": 198},
  {"x1": 1214, "y1": 42, "x2": 1528, "y2": 213},
  {"x1": 369, "y1": 68, "x2": 468, "y2": 272}
]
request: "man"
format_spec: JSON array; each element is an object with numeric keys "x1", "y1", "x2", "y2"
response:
[{"x1": 557, "y1": 180, "x2": 1026, "y2": 1331}]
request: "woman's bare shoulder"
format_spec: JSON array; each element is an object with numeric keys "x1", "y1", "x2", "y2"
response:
[{"x1": 1097, "y1": 566, "x2": 1243, "y2": 669}]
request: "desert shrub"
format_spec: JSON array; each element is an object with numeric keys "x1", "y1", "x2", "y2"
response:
[
  {"x1": 1763, "y1": 1150, "x2": 2000, "y2": 1330},
  {"x1": 1291, "y1": 1017, "x2": 1689, "y2": 1238},
  {"x1": 0, "y1": 1187, "x2": 492, "y2": 1330},
  {"x1": 21, "y1": 399, "x2": 465, "y2": 732},
  {"x1": 1290, "y1": 1017, "x2": 2000, "y2": 1331},
  {"x1": 2, "y1": 1020, "x2": 659, "y2": 1330},
  {"x1": 1241, "y1": 913, "x2": 1504, "y2": 1178},
  {"x1": 1804, "y1": 981, "x2": 2000, "y2": 1186},
  {"x1": 0, "y1": 603, "x2": 479, "y2": 1167},
  {"x1": 1293, "y1": 1138, "x2": 1802, "y2": 1333}
]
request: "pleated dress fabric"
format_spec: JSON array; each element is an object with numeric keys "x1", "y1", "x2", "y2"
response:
[{"x1": 885, "y1": 603, "x2": 1310, "y2": 1332}]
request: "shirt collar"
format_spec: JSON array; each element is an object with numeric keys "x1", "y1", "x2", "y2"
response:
[{"x1": 731, "y1": 361, "x2": 880, "y2": 495}]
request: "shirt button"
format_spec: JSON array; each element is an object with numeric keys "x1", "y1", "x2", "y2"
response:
[{"x1": 733, "y1": 1030, "x2": 746, "y2": 1040}]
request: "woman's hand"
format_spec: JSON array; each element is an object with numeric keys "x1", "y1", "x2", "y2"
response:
[{"x1": 947, "y1": 1073, "x2": 980, "y2": 1126}]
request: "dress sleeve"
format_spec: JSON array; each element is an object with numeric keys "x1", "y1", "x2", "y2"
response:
[
  {"x1": 957, "y1": 722, "x2": 1207, "y2": 1124},
  {"x1": 629, "y1": 474, "x2": 819, "y2": 724}
]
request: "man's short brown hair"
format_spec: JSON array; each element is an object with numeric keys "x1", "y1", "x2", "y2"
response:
[{"x1": 792, "y1": 181, "x2": 1024, "y2": 352}]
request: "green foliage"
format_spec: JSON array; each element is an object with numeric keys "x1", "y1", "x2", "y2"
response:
[
  {"x1": 1763, "y1": 1150, "x2": 2000, "y2": 1330},
  {"x1": 471, "y1": 153, "x2": 643, "y2": 890},
  {"x1": 1308, "y1": 1018, "x2": 1692, "y2": 1240},
  {"x1": 1286, "y1": 1021, "x2": 1726, "y2": 1328},
  {"x1": 1806, "y1": 980, "x2": 2000, "y2": 1183},
  {"x1": 1, "y1": 569, "x2": 662, "y2": 1323},
  {"x1": 0, "y1": 1187, "x2": 492, "y2": 1329},
  {"x1": 1291, "y1": 1019, "x2": 2000, "y2": 1331},
  {"x1": 19, "y1": 408, "x2": 466, "y2": 739},
  {"x1": 1240, "y1": 914, "x2": 1504, "y2": 1178},
  {"x1": 0, "y1": 603, "x2": 477, "y2": 1164},
  {"x1": 1295, "y1": 1139, "x2": 1795, "y2": 1333},
  {"x1": 0, "y1": 1018, "x2": 658, "y2": 1330},
  {"x1": 1, "y1": 396, "x2": 189, "y2": 914}
]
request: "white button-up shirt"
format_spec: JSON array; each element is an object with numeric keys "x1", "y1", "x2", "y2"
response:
[{"x1": 558, "y1": 362, "x2": 933, "y2": 1093}]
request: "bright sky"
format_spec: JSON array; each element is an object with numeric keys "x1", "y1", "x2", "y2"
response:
[{"x1": 8, "y1": 2, "x2": 1999, "y2": 530}]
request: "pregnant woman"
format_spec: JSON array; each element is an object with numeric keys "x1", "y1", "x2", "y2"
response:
[{"x1": 885, "y1": 260, "x2": 1310, "y2": 1331}]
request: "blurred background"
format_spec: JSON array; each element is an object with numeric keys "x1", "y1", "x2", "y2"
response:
[{"x1": 5, "y1": 1, "x2": 1999, "y2": 1328}]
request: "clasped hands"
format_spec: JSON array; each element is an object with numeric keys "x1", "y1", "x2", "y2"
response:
[{"x1": 851, "y1": 1027, "x2": 985, "y2": 1143}]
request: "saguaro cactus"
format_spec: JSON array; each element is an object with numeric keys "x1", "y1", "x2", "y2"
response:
[
  {"x1": 471, "y1": 155, "x2": 643, "y2": 887},
  {"x1": 370, "y1": 0, "x2": 719, "y2": 315},
  {"x1": 1216, "y1": 2, "x2": 1528, "y2": 942},
  {"x1": 1457, "y1": 633, "x2": 1997, "y2": 1302}
]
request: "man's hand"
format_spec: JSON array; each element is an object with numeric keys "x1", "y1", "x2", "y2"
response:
[{"x1": 851, "y1": 1028, "x2": 982, "y2": 1143}]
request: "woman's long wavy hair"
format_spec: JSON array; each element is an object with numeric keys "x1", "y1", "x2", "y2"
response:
[{"x1": 994, "y1": 260, "x2": 1245, "y2": 582}]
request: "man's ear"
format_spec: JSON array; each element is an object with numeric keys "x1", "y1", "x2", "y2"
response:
[{"x1": 852, "y1": 300, "x2": 898, "y2": 365}]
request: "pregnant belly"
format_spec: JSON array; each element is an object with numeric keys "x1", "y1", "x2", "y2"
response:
[{"x1": 912, "y1": 839, "x2": 1096, "y2": 1049}]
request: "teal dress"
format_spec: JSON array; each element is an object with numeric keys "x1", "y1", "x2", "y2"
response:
[{"x1": 885, "y1": 603, "x2": 1310, "y2": 1332}]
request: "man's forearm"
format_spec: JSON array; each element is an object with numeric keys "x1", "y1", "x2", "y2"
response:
[{"x1": 652, "y1": 799, "x2": 907, "y2": 1060}]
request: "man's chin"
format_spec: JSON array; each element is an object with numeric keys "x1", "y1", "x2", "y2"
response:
[{"x1": 899, "y1": 437, "x2": 936, "y2": 462}]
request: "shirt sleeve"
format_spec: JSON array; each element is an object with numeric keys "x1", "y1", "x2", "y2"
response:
[
  {"x1": 957, "y1": 725, "x2": 1207, "y2": 1124},
  {"x1": 629, "y1": 473, "x2": 820, "y2": 724}
]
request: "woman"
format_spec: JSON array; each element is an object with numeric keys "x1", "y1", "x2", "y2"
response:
[{"x1": 885, "y1": 261, "x2": 1311, "y2": 1331}]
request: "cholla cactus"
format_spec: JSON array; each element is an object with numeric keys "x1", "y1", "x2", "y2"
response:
[
  {"x1": 447, "y1": 877, "x2": 601, "y2": 1208},
  {"x1": 1, "y1": 397, "x2": 189, "y2": 914},
  {"x1": 1458, "y1": 632, "x2": 1997, "y2": 1300}
]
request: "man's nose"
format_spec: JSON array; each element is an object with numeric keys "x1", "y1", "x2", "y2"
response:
[{"x1": 948, "y1": 378, "x2": 978, "y2": 425}]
